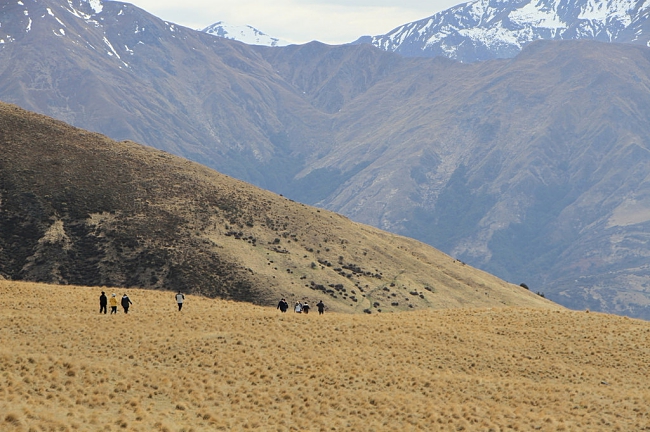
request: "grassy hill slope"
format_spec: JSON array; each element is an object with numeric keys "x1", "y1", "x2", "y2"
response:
[
  {"x1": 0, "y1": 281, "x2": 648, "y2": 431},
  {"x1": 0, "y1": 102, "x2": 553, "y2": 313}
]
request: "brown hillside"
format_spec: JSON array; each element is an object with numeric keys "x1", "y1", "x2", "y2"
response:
[
  {"x1": 0, "y1": 102, "x2": 554, "y2": 313},
  {"x1": 0, "y1": 281, "x2": 648, "y2": 431}
]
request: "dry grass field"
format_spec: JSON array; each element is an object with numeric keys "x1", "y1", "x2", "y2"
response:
[{"x1": 1, "y1": 281, "x2": 648, "y2": 431}]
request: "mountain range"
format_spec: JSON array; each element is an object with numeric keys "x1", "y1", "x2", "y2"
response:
[
  {"x1": 353, "y1": 0, "x2": 650, "y2": 62},
  {"x1": 1, "y1": 0, "x2": 650, "y2": 318}
]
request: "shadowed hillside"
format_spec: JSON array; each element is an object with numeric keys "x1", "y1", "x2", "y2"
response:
[
  {"x1": 0, "y1": 281, "x2": 648, "y2": 431},
  {"x1": 0, "y1": 102, "x2": 554, "y2": 313}
]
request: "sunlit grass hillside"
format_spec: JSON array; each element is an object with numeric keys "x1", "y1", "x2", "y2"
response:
[{"x1": 1, "y1": 281, "x2": 648, "y2": 431}]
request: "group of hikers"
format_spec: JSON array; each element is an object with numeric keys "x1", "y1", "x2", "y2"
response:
[
  {"x1": 99, "y1": 291, "x2": 132, "y2": 314},
  {"x1": 99, "y1": 290, "x2": 185, "y2": 314},
  {"x1": 99, "y1": 291, "x2": 324, "y2": 315},
  {"x1": 277, "y1": 298, "x2": 325, "y2": 315}
]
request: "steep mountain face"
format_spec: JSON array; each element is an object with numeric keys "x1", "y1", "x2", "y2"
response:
[
  {"x1": 0, "y1": 102, "x2": 554, "y2": 313},
  {"x1": 202, "y1": 21, "x2": 287, "y2": 47},
  {"x1": 354, "y1": 0, "x2": 650, "y2": 62},
  {"x1": 1, "y1": 0, "x2": 650, "y2": 318},
  {"x1": 0, "y1": 0, "x2": 330, "y2": 184},
  {"x1": 0, "y1": 0, "x2": 418, "y2": 207}
]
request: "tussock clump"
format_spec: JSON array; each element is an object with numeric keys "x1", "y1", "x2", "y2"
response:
[{"x1": 4, "y1": 413, "x2": 20, "y2": 426}]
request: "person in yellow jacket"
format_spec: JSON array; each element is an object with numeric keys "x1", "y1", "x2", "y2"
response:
[{"x1": 109, "y1": 293, "x2": 118, "y2": 314}]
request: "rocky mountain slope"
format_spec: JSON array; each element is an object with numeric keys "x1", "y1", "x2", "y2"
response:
[
  {"x1": 0, "y1": 102, "x2": 552, "y2": 313},
  {"x1": 0, "y1": 0, "x2": 327, "y2": 173},
  {"x1": 354, "y1": 0, "x2": 650, "y2": 62},
  {"x1": 1, "y1": 0, "x2": 650, "y2": 318}
]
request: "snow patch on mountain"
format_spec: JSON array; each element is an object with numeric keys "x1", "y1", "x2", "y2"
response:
[
  {"x1": 84, "y1": 0, "x2": 103, "y2": 15},
  {"x1": 65, "y1": 3, "x2": 93, "y2": 20},
  {"x1": 579, "y1": 0, "x2": 633, "y2": 23},
  {"x1": 509, "y1": 2, "x2": 565, "y2": 30},
  {"x1": 202, "y1": 21, "x2": 287, "y2": 47}
]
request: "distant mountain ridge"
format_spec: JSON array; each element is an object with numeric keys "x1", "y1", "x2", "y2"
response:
[
  {"x1": 202, "y1": 21, "x2": 287, "y2": 47},
  {"x1": 354, "y1": 0, "x2": 650, "y2": 62}
]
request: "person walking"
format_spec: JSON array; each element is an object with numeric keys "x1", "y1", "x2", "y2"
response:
[
  {"x1": 109, "y1": 294, "x2": 118, "y2": 314},
  {"x1": 175, "y1": 291, "x2": 185, "y2": 311},
  {"x1": 302, "y1": 302, "x2": 310, "y2": 314},
  {"x1": 121, "y1": 293, "x2": 133, "y2": 314},
  {"x1": 294, "y1": 302, "x2": 302, "y2": 313},
  {"x1": 277, "y1": 298, "x2": 288, "y2": 313},
  {"x1": 99, "y1": 291, "x2": 108, "y2": 314},
  {"x1": 316, "y1": 300, "x2": 325, "y2": 315}
]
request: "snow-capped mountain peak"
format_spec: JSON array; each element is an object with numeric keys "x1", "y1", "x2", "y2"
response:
[
  {"x1": 202, "y1": 21, "x2": 287, "y2": 47},
  {"x1": 354, "y1": 0, "x2": 650, "y2": 62}
]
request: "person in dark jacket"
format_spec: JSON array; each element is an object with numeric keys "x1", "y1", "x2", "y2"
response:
[
  {"x1": 99, "y1": 291, "x2": 108, "y2": 314},
  {"x1": 277, "y1": 298, "x2": 288, "y2": 313},
  {"x1": 121, "y1": 294, "x2": 133, "y2": 314},
  {"x1": 316, "y1": 300, "x2": 325, "y2": 315}
]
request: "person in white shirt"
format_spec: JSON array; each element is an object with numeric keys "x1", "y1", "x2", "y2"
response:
[{"x1": 175, "y1": 291, "x2": 185, "y2": 311}]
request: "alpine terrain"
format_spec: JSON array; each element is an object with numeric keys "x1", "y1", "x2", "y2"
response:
[
  {"x1": 1, "y1": 0, "x2": 650, "y2": 318},
  {"x1": 354, "y1": 0, "x2": 650, "y2": 62},
  {"x1": 202, "y1": 21, "x2": 287, "y2": 47}
]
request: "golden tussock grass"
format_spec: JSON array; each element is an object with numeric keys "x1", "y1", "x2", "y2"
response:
[{"x1": 1, "y1": 280, "x2": 649, "y2": 431}]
